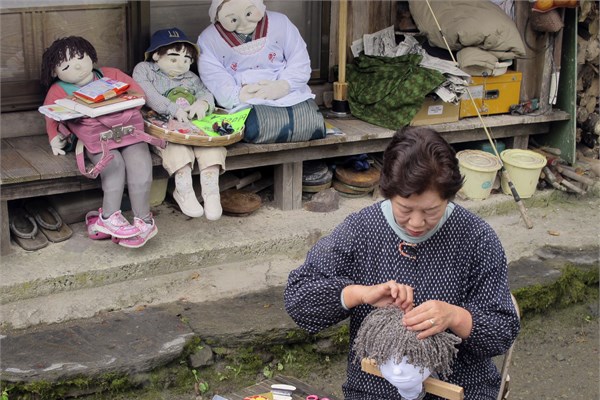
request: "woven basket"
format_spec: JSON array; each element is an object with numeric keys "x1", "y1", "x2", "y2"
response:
[{"x1": 144, "y1": 120, "x2": 244, "y2": 147}]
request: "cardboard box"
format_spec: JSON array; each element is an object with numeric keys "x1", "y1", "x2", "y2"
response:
[
  {"x1": 410, "y1": 97, "x2": 460, "y2": 126},
  {"x1": 459, "y1": 71, "x2": 522, "y2": 118}
]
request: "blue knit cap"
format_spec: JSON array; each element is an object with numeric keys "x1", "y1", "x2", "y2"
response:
[{"x1": 144, "y1": 27, "x2": 199, "y2": 60}]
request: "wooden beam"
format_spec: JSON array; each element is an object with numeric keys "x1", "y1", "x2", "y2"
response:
[{"x1": 361, "y1": 358, "x2": 464, "y2": 400}]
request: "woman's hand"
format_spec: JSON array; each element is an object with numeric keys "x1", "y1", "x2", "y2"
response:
[
  {"x1": 402, "y1": 300, "x2": 472, "y2": 339},
  {"x1": 343, "y1": 280, "x2": 414, "y2": 311}
]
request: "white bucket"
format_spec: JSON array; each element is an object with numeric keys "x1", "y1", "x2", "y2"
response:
[
  {"x1": 457, "y1": 150, "x2": 502, "y2": 200},
  {"x1": 500, "y1": 149, "x2": 546, "y2": 198}
]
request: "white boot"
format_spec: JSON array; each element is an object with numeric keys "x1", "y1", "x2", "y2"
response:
[
  {"x1": 201, "y1": 165, "x2": 222, "y2": 221},
  {"x1": 173, "y1": 165, "x2": 204, "y2": 218}
]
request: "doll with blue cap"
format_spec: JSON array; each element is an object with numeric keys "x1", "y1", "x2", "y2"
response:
[
  {"x1": 133, "y1": 27, "x2": 226, "y2": 220},
  {"x1": 197, "y1": 0, "x2": 325, "y2": 144}
]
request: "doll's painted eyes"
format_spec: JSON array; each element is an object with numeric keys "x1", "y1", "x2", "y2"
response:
[{"x1": 246, "y1": 11, "x2": 252, "y2": 17}]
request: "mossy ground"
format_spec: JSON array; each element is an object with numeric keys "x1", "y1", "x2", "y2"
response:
[{"x1": 2, "y1": 264, "x2": 597, "y2": 400}]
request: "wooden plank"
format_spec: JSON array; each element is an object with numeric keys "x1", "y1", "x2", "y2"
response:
[
  {"x1": 0, "y1": 139, "x2": 40, "y2": 184},
  {"x1": 0, "y1": 200, "x2": 13, "y2": 256},
  {"x1": 361, "y1": 358, "x2": 464, "y2": 400},
  {"x1": 1, "y1": 135, "x2": 164, "y2": 186},
  {"x1": 0, "y1": 176, "x2": 101, "y2": 202},
  {"x1": 7, "y1": 135, "x2": 82, "y2": 181},
  {"x1": 273, "y1": 162, "x2": 302, "y2": 210},
  {"x1": 514, "y1": 2, "x2": 547, "y2": 102}
]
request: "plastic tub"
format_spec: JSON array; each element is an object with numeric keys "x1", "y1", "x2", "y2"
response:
[
  {"x1": 457, "y1": 150, "x2": 502, "y2": 200},
  {"x1": 500, "y1": 149, "x2": 546, "y2": 198}
]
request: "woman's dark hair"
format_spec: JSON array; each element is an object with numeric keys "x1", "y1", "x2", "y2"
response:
[
  {"x1": 379, "y1": 126, "x2": 464, "y2": 200},
  {"x1": 152, "y1": 42, "x2": 198, "y2": 62},
  {"x1": 40, "y1": 36, "x2": 98, "y2": 90}
]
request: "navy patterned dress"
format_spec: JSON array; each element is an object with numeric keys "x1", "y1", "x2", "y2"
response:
[{"x1": 284, "y1": 201, "x2": 520, "y2": 400}]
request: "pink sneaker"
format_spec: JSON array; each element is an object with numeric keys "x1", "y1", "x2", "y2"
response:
[
  {"x1": 118, "y1": 217, "x2": 157, "y2": 249},
  {"x1": 85, "y1": 211, "x2": 111, "y2": 240},
  {"x1": 94, "y1": 209, "x2": 140, "y2": 239}
]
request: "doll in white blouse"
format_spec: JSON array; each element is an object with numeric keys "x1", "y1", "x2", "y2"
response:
[{"x1": 197, "y1": 0, "x2": 325, "y2": 144}]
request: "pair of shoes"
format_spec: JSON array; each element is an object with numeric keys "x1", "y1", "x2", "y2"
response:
[
  {"x1": 24, "y1": 198, "x2": 73, "y2": 243},
  {"x1": 118, "y1": 217, "x2": 158, "y2": 248},
  {"x1": 85, "y1": 211, "x2": 112, "y2": 240},
  {"x1": 9, "y1": 206, "x2": 48, "y2": 251},
  {"x1": 94, "y1": 209, "x2": 140, "y2": 239},
  {"x1": 173, "y1": 188, "x2": 204, "y2": 218}
]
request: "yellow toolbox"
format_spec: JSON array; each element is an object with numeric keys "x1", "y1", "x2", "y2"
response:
[{"x1": 459, "y1": 71, "x2": 522, "y2": 118}]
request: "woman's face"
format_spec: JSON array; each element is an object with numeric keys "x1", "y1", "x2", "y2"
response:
[
  {"x1": 217, "y1": 0, "x2": 263, "y2": 35},
  {"x1": 54, "y1": 50, "x2": 94, "y2": 86},
  {"x1": 390, "y1": 189, "x2": 448, "y2": 237}
]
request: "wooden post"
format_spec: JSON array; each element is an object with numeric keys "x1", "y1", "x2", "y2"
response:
[{"x1": 332, "y1": 0, "x2": 350, "y2": 114}]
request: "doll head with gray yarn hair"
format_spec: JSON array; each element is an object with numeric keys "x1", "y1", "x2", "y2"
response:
[{"x1": 353, "y1": 306, "x2": 462, "y2": 378}]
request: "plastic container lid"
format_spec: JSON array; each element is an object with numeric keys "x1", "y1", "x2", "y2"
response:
[
  {"x1": 500, "y1": 149, "x2": 547, "y2": 170},
  {"x1": 457, "y1": 150, "x2": 502, "y2": 173}
]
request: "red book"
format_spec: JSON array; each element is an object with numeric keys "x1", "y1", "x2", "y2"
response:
[{"x1": 73, "y1": 77, "x2": 130, "y2": 103}]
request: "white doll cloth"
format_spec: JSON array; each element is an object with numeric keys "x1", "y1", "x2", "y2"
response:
[{"x1": 209, "y1": 0, "x2": 266, "y2": 23}]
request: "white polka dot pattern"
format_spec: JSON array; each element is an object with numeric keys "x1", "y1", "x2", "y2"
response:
[{"x1": 284, "y1": 202, "x2": 520, "y2": 400}]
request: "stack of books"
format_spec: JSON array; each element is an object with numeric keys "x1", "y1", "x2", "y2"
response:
[{"x1": 39, "y1": 77, "x2": 145, "y2": 121}]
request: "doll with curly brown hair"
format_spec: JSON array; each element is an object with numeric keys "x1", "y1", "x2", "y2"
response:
[{"x1": 41, "y1": 36, "x2": 157, "y2": 248}]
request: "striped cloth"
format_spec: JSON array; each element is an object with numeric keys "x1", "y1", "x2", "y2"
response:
[{"x1": 243, "y1": 99, "x2": 326, "y2": 144}]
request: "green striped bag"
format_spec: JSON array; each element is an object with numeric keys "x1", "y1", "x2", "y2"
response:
[{"x1": 243, "y1": 99, "x2": 326, "y2": 144}]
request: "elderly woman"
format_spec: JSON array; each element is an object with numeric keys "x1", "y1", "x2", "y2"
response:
[
  {"x1": 285, "y1": 126, "x2": 520, "y2": 400},
  {"x1": 197, "y1": 0, "x2": 325, "y2": 144}
]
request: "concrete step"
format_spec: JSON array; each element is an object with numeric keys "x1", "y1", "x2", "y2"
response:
[
  {"x1": 0, "y1": 255, "x2": 302, "y2": 329},
  {"x1": 0, "y1": 197, "x2": 376, "y2": 329},
  {"x1": 1, "y1": 191, "x2": 598, "y2": 331}
]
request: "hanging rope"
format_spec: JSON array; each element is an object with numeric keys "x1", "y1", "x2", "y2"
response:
[{"x1": 424, "y1": 0, "x2": 534, "y2": 228}]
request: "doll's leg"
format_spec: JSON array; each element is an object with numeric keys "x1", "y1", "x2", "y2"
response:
[
  {"x1": 118, "y1": 142, "x2": 157, "y2": 248},
  {"x1": 87, "y1": 149, "x2": 139, "y2": 238},
  {"x1": 121, "y1": 142, "x2": 152, "y2": 219},
  {"x1": 194, "y1": 147, "x2": 227, "y2": 221},
  {"x1": 157, "y1": 143, "x2": 203, "y2": 218}
]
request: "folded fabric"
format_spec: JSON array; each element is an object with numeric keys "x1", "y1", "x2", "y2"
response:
[{"x1": 347, "y1": 54, "x2": 445, "y2": 130}]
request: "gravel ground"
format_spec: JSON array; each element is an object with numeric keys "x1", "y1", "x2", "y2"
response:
[{"x1": 287, "y1": 299, "x2": 600, "y2": 400}]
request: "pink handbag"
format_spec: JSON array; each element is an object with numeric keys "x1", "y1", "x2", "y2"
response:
[{"x1": 59, "y1": 108, "x2": 165, "y2": 179}]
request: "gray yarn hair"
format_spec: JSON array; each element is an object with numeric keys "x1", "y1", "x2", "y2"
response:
[{"x1": 353, "y1": 306, "x2": 462, "y2": 377}]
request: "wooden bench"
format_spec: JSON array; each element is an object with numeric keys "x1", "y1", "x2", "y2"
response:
[{"x1": 0, "y1": 110, "x2": 570, "y2": 255}]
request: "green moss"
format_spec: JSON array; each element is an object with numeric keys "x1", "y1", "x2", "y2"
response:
[{"x1": 514, "y1": 265, "x2": 599, "y2": 317}]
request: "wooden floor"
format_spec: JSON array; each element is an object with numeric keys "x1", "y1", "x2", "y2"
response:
[{"x1": 225, "y1": 375, "x2": 339, "y2": 400}]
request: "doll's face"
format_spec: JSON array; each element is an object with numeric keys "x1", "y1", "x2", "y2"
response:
[
  {"x1": 54, "y1": 50, "x2": 94, "y2": 86},
  {"x1": 217, "y1": 0, "x2": 263, "y2": 35},
  {"x1": 380, "y1": 357, "x2": 431, "y2": 392},
  {"x1": 153, "y1": 46, "x2": 193, "y2": 78}
]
